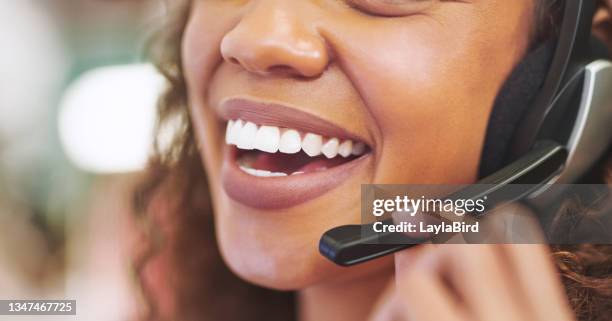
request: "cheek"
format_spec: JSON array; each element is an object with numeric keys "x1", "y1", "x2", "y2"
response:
[
  {"x1": 182, "y1": 3, "x2": 248, "y2": 119},
  {"x1": 183, "y1": 9, "x2": 226, "y2": 95},
  {"x1": 182, "y1": 5, "x2": 242, "y2": 191},
  {"x1": 327, "y1": 20, "x2": 523, "y2": 183},
  {"x1": 364, "y1": 35, "x2": 496, "y2": 153}
]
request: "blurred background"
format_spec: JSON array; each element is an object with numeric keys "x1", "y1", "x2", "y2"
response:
[{"x1": 0, "y1": 0, "x2": 166, "y2": 319}]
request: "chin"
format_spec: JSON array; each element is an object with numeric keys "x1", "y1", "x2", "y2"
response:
[
  {"x1": 211, "y1": 170, "x2": 389, "y2": 290},
  {"x1": 212, "y1": 204, "x2": 338, "y2": 289},
  {"x1": 215, "y1": 216, "x2": 393, "y2": 290},
  {"x1": 217, "y1": 233, "x2": 331, "y2": 290}
]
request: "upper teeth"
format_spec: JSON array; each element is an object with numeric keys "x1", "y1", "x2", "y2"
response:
[{"x1": 225, "y1": 119, "x2": 366, "y2": 158}]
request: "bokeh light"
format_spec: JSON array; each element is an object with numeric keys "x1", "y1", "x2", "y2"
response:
[{"x1": 58, "y1": 64, "x2": 165, "y2": 174}]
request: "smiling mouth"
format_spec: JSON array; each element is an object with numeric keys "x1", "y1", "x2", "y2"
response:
[
  {"x1": 218, "y1": 99, "x2": 372, "y2": 209},
  {"x1": 225, "y1": 119, "x2": 368, "y2": 177}
]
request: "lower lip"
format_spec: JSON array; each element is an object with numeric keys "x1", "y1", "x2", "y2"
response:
[{"x1": 221, "y1": 147, "x2": 371, "y2": 210}]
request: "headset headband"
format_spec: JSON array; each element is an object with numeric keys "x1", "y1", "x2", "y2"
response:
[{"x1": 512, "y1": 0, "x2": 598, "y2": 156}]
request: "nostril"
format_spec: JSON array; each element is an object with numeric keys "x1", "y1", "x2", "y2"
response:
[
  {"x1": 266, "y1": 65, "x2": 299, "y2": 76},
  {"x1": 228, "y1": 57, "x2": 240, "y2": 65}
]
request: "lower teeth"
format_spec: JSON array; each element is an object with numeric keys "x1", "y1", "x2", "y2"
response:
[
  {"x1": 239, "y1": 166, "x2": 305, "y2": 177},
  {"x1": 239, "y1": 166, "x2": 287, "y2": 177}
]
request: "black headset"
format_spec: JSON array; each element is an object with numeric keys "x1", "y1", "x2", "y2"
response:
[{"x1": 319, "y1": 0, "x2": 612, "y2": 266}]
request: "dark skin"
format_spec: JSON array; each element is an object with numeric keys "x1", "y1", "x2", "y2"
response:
[{"x1": 180, "y1": 1, "x2": 612, "y2": 320}]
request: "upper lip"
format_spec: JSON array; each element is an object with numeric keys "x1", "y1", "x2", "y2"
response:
[{"x1": 217, "y1": 98, "x2": 370, "y2": 145}]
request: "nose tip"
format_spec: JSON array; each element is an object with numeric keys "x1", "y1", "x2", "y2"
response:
[{"x1": 220, "y1": 14, "x2": 329, "y2": 78}]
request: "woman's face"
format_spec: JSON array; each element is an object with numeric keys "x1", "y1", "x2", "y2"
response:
[{"x1": 182, "y1": 0, "x2": 534, "y2": 289}]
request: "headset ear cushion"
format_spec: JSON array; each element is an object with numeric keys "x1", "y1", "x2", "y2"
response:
[{"x1": 479, "y1": 40, "x2": 556, "y2": 177}]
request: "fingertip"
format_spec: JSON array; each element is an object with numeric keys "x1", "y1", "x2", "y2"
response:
[{"x1": 394, "y1": 244, "x2": 432, "y2": 274}]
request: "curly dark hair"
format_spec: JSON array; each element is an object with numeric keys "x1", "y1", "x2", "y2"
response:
[{"x1": 133, "y1": 1, "x2": 612, "y2": 320}]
